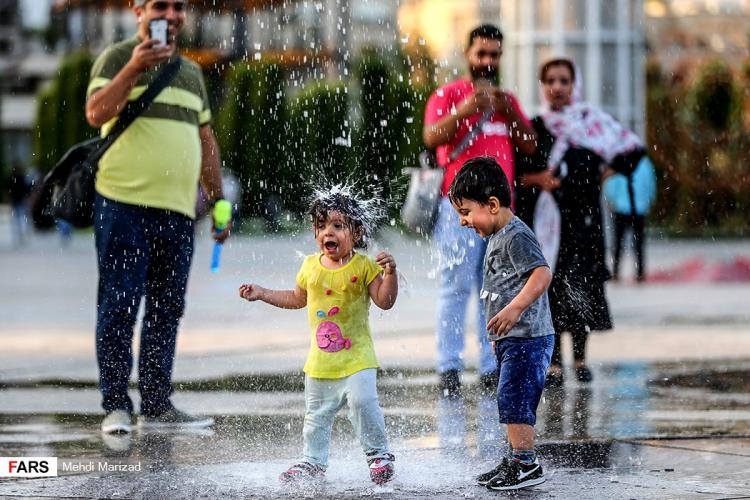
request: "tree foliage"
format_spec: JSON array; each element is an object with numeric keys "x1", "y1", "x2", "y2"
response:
[
  {"x1": 216, "y1": 61, "x2": 285, "y2": 218},
  {"x1": 284, "y1": 81, "x2": 353, "y2": 213},
  {"x1": 34, "y1": 51, "x2": 95, "y2": 173},
  {"x1": 217, "y1": 45, "x2": 436, "y2": 222},
  {"x1": 351, "y1": 48, "x2": 436, "y2": 217},
  {"x1": 647, "y1": 59, "x2": 749, "y2": 236}
]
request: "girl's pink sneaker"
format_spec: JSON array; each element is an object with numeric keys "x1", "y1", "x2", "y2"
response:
[
  {"x1": 279, "y1": 462, "x2": 325, "y2": 483},
  {"x1": 368, "y1": 454, "x2": 395, "y2": 484}
]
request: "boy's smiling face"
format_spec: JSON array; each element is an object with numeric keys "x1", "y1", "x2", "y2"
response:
[
  {"x1": 452, "y1": 198, "x2": 500, "y2": 237},
  {"x1": 314, "y1": 211, "x2": 358, "y2": 262}
]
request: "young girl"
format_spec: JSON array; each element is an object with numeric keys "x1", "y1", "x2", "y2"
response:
[{"x1": 239, "y1": 186, "x2": 398, "y2": 485}]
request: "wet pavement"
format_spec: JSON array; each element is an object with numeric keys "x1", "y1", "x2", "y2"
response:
[
  {"x1": 1, "y1": 212, "x2": 750, "y2": 498},
  {"x1": 2, "y1": 364, "x2": 750, "y2": 498}
]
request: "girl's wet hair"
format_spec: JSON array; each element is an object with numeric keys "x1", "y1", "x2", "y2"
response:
[{"x1": 309, "y1": 189, "x2": 371, "y2": 249}]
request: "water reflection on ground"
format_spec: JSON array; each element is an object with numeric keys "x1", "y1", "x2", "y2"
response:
[
  {"x1": 429, "y1": 367, "x2": 647, "y2": 470},
  {"x1": 1, "y1": 361, "x2": 749, "y2": 480}
]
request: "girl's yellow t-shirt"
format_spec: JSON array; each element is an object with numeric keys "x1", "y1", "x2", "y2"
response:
[{"x1": 296, "y1": 253, "x2": 383, "y2": 379}]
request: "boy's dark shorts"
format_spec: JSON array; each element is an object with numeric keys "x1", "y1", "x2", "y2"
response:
[{"x1": 495, "y1": 335, "x2": 554, "y2": 425}]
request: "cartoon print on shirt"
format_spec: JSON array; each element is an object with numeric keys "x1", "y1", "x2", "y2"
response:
[{"x1": 315, "y1": 306, "x2": 352, "y2": 352}]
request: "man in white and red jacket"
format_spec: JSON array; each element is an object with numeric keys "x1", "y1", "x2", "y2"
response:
[{"x1": 423, "y1": 24, "x2": 536, "y2": 396}]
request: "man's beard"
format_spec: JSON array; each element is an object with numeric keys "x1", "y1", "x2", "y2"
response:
[{"x1": 470, "y1": 65, "x2": 499, "y2": 84}]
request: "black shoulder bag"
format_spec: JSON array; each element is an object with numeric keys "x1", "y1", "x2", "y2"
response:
[{"x1": 32, "y1": 57, "x2": 182, "y2": 229}]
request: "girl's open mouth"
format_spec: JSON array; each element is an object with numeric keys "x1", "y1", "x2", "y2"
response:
[{"x1": 324, "y1": 241, "x2": 338, "y2": 252}]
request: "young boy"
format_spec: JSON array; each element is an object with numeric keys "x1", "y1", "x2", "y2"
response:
[{"x1": 449, "y1": 156, "x2": 555, "y2": 491}]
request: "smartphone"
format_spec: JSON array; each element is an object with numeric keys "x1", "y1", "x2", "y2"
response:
[{"x1": 149, "y1": 18, "x2": 168, "y2": 47}]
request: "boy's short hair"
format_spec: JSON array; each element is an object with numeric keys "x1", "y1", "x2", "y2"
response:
[{"x1": 448, "y1": 156, "x2": 512, "y2": 208}]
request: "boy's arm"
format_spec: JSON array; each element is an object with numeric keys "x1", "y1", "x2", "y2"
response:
[
  {"x1": 369, "y1": 252, "x2": 398, "y2": 310},
  {"x1": 239, "y1": 284, "x2": 307, "y2": 309},
  {"x1": 487, "y1": 266, "x2": 552, "y2": 336}
]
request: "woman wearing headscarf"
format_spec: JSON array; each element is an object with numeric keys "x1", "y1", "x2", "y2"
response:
[{"x1": 515, "y1": 58, "x2": 647, "y2": 386}]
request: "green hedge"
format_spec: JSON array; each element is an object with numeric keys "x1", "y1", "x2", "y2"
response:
[
  {"x1": 215, "y1": 47, "x2": 436, "y2": 222},
  {"x1": 0, "y1": 96, "x2": 4, "y2": 200},
  {"x1": 284, "y1": 81, "x2": 353, "y2": 213},
  {"x1": 348, "y1": 50, "x2": 436, "y2": 219},
  {"x1": 34, "y1": 51, "x2": 95, "y2": 174},
  {"x1": 215, "y1": 61, "x2": 285, "y2": 217},
  {"x1": 27, "y1": 47, "x2": 436, "y2": 226},
  {"x1": 353, "y1": 50, "x2": 407, "y2": 208},
  {"x1": 647, "y1": 59, "x2": 749, "y2": 236}
]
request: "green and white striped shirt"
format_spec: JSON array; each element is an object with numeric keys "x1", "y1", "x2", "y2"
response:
[{"x1": 88, "y1": 36, "x2": 212, "y2": 218}]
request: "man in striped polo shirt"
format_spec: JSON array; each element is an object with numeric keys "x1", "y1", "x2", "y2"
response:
[{"x1": 86, "y1": 0, "x2": 230, "y2": 435}]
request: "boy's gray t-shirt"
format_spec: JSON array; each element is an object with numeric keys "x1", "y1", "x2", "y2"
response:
[{"x1": 481, "y1": 216, "x2": 555, "y2": 341}]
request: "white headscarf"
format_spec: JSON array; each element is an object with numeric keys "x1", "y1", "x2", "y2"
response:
[{"x1": 540, "y1": 62, "x2": 642, "y2": 170}]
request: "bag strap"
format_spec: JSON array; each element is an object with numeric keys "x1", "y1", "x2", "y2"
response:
[
  {"x1": 97, "y1": 56, "x2": 183, "y2": 153},
  {"x1": 447, "y1": 109, "x2": 493, "y2": 162}
]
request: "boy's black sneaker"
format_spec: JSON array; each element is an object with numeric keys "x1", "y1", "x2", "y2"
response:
[
  {"x1": 486, "y1": 458, "x2": 545, "y2": 491},
  {"x1": 476, "y1": 457, "x2": 509, "y2": 486}
]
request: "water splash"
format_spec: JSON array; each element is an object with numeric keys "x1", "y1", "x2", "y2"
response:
[
  {"x1": 558, "y1": 276, "x2": 595, "y2": 321},
  {"x1": 308, "y1": 180, "x2": 387, "y2": 248}
]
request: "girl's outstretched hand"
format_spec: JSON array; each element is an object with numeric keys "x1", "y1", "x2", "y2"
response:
[
  {"x1": 375, "y1": 251, "x2": 397, "y2": 275},
  {"x1": 239, "y1": 283, "x2": 264, "y2": 301}
]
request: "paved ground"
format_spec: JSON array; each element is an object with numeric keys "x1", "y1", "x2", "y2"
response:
[{"x1": 1, "y1": 210, "x2": 750, "y2": 498}]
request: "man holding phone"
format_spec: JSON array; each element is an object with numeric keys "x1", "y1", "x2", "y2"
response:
[
  {"x1": 86, "y1": 0, "x2": 230, "y2": 434},
  {"x1": 423, "y1": 24, "x2": 536, "y2": 396}
]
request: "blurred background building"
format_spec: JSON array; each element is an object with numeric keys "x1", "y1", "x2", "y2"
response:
[
  {"x1": 0, "y1": 0, "x2": 404, "y2": 166},
  {"x1": 399, "y1": 0, "x2": 646, "y2": 131},
  {"x1": 644, "y1": 0, "x2": 750, "y2": 78},
  {"x1": 398, "y1": 0, "x2": 749, "y2": 134},
  {"x1": 1, "y1": 0, "x2": 749, "y2": 235},
  {"x1": 498, "y1": 0, "x2": 646, "y2": 134}
]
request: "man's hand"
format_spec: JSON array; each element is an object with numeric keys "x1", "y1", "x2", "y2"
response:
[
  {"x1": 521, "y1": 171, "x2": 561, "y2": 191},
  {"x1": 492, "y1": 90, "x2": 518, "y2": 119},
  {"x1": 128, "y1": 38, "x2": 173, "y2": 73},
  {"x1": 210, "y1": 198, "x2": 232, "y2": 244},
  {"x1": 86, "y1": 38, "x2": 173, "y2": 127},
  {"x1": 536, "y1": 171, "x2": 561, "y2": 191},
  {"x1": 239, "y1": 284, "x2": 264, "y2": 302},
  {"x1": 212, "y1": 219, "x2": 232, "y2": 243},
  {"x1": 375, "y1": 251, "x2": 397, "y2": 275},
  {"x1": 456, "y1": 87, "x2": 494, "y2": 118},
  {"x1": 455, "y1": 87, "x2": 519, "y2": 122},
  {"x1": 487, "y1": 304, "x2": 523, "y2": 337}
]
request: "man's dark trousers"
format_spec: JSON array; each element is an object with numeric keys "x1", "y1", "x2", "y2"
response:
[{"x1": 94, "y1": 193, "x2": 194, "y2": 417}]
